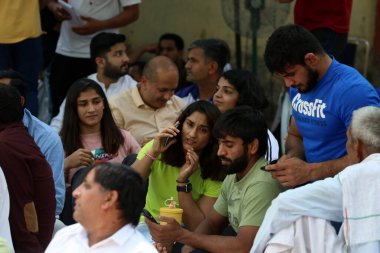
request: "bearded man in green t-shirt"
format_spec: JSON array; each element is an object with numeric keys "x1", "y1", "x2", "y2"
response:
[{"x1": 145, "y1": 106, "x2": 283, "y2": 253}]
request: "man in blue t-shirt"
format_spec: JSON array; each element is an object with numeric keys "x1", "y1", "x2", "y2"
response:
[{"x1": 263, "y1": 24, "x2": 380, "y2": 188}]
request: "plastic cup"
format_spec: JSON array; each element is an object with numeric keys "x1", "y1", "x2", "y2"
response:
[{"x1": 159, "y1": 207, "x2": 183, "y2": 225}]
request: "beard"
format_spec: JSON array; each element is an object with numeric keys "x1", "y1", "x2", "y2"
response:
[
  {"x1": 104, "y1": 60, "x2": 128, "y2": 80},
  {"x1": 298, "y1": 66, "x2": 319, "y2": 93},
  {"x1": 220, "y1": 146, "x2": 249, "y2": 175}
]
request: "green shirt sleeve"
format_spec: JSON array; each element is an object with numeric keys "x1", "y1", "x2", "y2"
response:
[
  {"x1": 203, "y1": 178, "x2": 222, "y2": 198},
  {"x1": 137, "y1": 140, "x2": 154, "y2": 160},
  {"x1": 240, "y1": 182, "x2": 281, "y2": 227}
]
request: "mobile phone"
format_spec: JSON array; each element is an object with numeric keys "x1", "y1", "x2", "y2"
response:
[
  {"x1": 163, "y1": 122, "x2": 180, "y2": 147},
  {"x1": 260, "y1": 159, "x2": 278, "y2": 171},
  {"x1": 163, "y1": 136, "x2": 172, "y2": 147},
  {"x1": 142, "y1": 209, "x2": 159, "y2": 224}
]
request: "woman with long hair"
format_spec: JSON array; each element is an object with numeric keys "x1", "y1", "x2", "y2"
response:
[
  {"x1": 60, "y1": 78, "x2": 140, "y2": 182},
  {"x1": 213, "y1": 69, "x2": 279, "y2": 162},
  {"x1": 132, "y1": 101, "x2": 223, "y2": 233}
]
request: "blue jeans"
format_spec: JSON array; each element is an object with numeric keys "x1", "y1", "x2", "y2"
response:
[{"x1": 0, "y1": 37, "x2": 43, "y2": 116}]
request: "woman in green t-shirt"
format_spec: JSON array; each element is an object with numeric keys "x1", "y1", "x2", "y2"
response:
[{"x1": 133, "y1": 101, "x2": 224, "y2": 232}]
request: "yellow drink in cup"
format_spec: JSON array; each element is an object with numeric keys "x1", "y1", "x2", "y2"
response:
[
  {"x1": 159, "y1": 207, "x2": 183, "y2": 225},
  {"x1": 159, "y1": 197, "x2": 183, "y2": 225}
]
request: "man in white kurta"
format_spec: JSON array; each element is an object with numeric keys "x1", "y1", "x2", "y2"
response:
[{"x1": 251, "y1": 106, "x2": 380, "y2": 253}]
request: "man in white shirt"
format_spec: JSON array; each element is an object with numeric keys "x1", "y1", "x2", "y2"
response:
[
  {"x1": 45, "y1": 163, "x2": 157, "y2": 253},
  {"x1": 251, "y1": 106, "x2": 380, "y2": 253},
  {"x1": 47, "y1": 0, "x2": 140, "y2": 116},
  {"x1": 50, "y1": 32, "x2": 137, "y2": 132}
]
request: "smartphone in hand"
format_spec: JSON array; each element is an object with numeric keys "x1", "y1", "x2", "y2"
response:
[
  {"x1": 163, "y1": 136, "x2": 172, "y2": 147},
  {"x1": 163, "y1": 122, "x2": 180, "y2": 147},
  {"x1": 142, "y1": 209, "x2": 159, "y2": 224},
  {"x1": 260, "y1": 159, "x2": 278, "y2": 171}
]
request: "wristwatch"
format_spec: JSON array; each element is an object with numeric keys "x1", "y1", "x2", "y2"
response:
[{"x1": 177, "y1": 181, "x2": 192, "y2": 193}]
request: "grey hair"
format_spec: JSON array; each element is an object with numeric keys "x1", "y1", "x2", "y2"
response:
[{"x1": 350, "y1": 106, "x2": 380, "y2": 152}]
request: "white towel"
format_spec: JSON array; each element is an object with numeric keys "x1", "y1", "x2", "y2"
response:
[{"x1": 264, "y1": 216, "x2": 345, "y2": 253}]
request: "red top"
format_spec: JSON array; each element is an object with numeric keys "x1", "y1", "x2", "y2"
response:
[{"x1": 294, "y1": 0, "x2": 353, "y2": 34}]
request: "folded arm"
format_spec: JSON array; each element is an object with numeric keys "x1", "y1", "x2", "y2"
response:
[{"x1": 72, "y1": 4, "x2": 140, "y2": 35}]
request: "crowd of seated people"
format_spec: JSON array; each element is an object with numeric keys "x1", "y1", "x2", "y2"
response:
[{"x1": 2, "y1": 2, "x2": 380, "y2": 252}]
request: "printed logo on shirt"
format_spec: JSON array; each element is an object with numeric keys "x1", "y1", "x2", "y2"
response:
[
  {"x1": 91, "y1": 148, "x2": 114, "y2": 163},
  {"x1": 291, "y1": 93, "x2": 326, "y2": 119}
]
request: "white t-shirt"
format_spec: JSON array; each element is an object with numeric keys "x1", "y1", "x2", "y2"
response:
[
  {"x1": 50, "y1": 73, "x2": 137, "y2": 132},
  {"x1": 45, "y1": 223, "x2": 157, "y2": 253},
  {"x1": 56, "y1": 0, "x2": 141, "y2": 58},
  {"x1": 267, "y1": 130, "x2": 279, "y2": 162}
]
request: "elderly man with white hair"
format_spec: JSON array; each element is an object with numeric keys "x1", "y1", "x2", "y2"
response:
[{"x1": 251, "y1": 106, "x2": 380, "y2": 253}]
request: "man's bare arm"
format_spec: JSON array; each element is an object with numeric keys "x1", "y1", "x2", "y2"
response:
[
  {"x1": 72, "y1": 4, "x2": 140, "y2": 35},
  {"x1": 96, "y1": 4, "x2": 139, "y2": 30},
  {"x1": 267, "y1": 117, "x2": 350, "y2": 187},
  {"x1": 309, "y1": 155, "x2": 350, "y2": 180},
  {"x1": 179, "y1": 225, "x2": 259, "y2": 253},
  {"x1": 284, "y1": 116, "x2": 305, "y2": 160},
  {"x1": 148, "y1": 209, "x2": 259, "y2": 253}
]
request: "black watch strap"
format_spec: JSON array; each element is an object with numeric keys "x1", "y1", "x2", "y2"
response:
[{"x1": 177, "y1": 182, "x2": 192, "y2": 193}]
